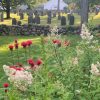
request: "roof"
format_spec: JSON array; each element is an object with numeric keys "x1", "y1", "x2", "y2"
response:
[{"x1": 44, "y1": 0, "x2": 68, "y2": 10}]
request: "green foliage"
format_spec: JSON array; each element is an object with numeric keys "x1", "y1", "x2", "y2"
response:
[
  {"x1": 2, "y1": 0, "x2": 20, "y2": 9},
  {"x1": 64, "y1": 0, "x2": 100, "y2": 8},
  {"x1": 0, "y1": 30, "x2": 100, "y2": 99},
  {"x1": 89, "y1": 0, "x2": 100, "y2": 7}
]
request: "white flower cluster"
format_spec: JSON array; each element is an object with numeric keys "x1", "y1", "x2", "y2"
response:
[
  {"x1": 3, "y1": 65, "x2": 33, "y2": 91},
  {"x1": 76, "y1": 46, "x2": 84, "y2": 56},
  {"x1": 72, "y1": 57, "x2": 78, "y2": 65},
  {"x1": 50, "y1": 26, "x2": 58, "y2": 34},
  {"x1": 80, "y1": 24, "x2": 93, "y2": 42},
  {"x1": 90, "y1": 62, "x2": 100, "y2": 76},
  {"x1": 48, "y1": 26, "x2": 61, "y2": 42}
]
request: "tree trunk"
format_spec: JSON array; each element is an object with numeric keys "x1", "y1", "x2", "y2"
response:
[
  {"x1": 6, "y1": 0, "x2": 10, "y2": 19},
  {"x1": 81, "y1": 0, "x2": 89, "y2": 24}
]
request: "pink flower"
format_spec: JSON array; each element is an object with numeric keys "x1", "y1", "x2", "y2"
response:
[
  {"x1": 10, "y1": 66, "x2": 24, "y2": 71},
  {"x1": 10, "y1": 66, "x2": 16, "y2": 69},
  {"x1": 9, "y1": 45, "x2": 14, "y2": 51},
  {"x1": 21, "y1": 42, "x2": 27, "y2": 48},
  {"x1": 3, "y1": 83, "x2": 9, "y2": 88},
  {"x1": 16, "y1": 67, "x2": 24, "y2": 71},
  {"x1": 26, "y1": 40, "x2": 32, "y2": 46}
]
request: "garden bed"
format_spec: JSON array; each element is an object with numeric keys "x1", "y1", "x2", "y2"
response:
[{"x1": 0, "y1": 25, "x2": 100, "y2": 99}]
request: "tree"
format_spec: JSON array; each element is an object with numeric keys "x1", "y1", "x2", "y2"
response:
[
  {"x1": 81, "y1": 0, "x2": 89, "y2": 23},
  {"x1": 64, "y1": 0, "x2": 89, "y2": 23},
  {"x1": 1, "y1": 0, "x2": 10, "y2": 19},
  {"x1": 1, "y1": 0, "x2": 22, "y2": 19},
  {"x1": 89, "y1": 0, "x2": 100, "y2": 7},
  {"x1": 64, "y1": 0, "x2": 100, "y2": 7},
  {"x1": 26, "y1": 0, "x2": 47, "y2": 8},
  {"x1": 1, "y1": 0, "x2": 47, "y2": 19},
  {"x1": 1, "y1": 0, "x2": 35, "y2": 19}
]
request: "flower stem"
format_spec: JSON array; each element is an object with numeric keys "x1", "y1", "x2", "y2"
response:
[
  {"x1": 73, "y1": 69, "x2": 77, "y2": 99},
  {"x1": 28, "y1": 46, "x2": 31, "y2": 58},
  {"x1": 87, "y1": 52, "x2": 91, "y2": 92},
  {"x1": 24, "y1": 48, "x2": 27, "y2": 62},
  {"x1": 41, "y1": 36, "x2": 46, "y2": 68},
  {"x1": 11, "y1": 51, "x2": 14, "y2": 65},
  {"x1": 17, "y1": 49, "x2": 19, "y2": 63},
  {"x1": 54, "y1": 46, "x2": 62, "y2": 67},
  {"x1": 85, "y1": 46, "x2": 91, "y2": 91}
]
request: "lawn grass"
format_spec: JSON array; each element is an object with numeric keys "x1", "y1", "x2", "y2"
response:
[
  {"x1": 0, "y1": 36, "x2": 41, "y2": 67},
  {"x1": 0, "y1": 13, "x2": 100, "y2": 26},
  {"x1": 0, "y1": 36, "x2": 42, "y2": 88}
]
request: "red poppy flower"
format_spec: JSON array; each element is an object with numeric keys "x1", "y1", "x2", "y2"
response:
[
  {"x1": 10, "y1": 66, "x2": 16, "y2": 70},
  {"x1": 28, "y1": 59, "x2": 35, "y2": 67},
  {"x1": 52, "y1": 40, "x2": 57, "y2": 44},
  {"x1": 16, "y1": 67, "x2": 24, "y2": 71},
  {"x1": 10, "y1": 66, "x2": 16, "y2": 69},
  {"x1": 36, "y1": 59, "x2": 42, "y2": 66},
  {"x1": 52, "y1": 39, "x2": 61, "y2": 45},
  {"x1": 15, "y1": 43, "x2": 19, "y2": 49},
  {"x1": 9, "y1": 45, "x2": 14, "y2": 51},
  {"x1": 26, "y1": 40, "x2": 32, "y2": 46},
  {"x1": 56, "y1": 40, "x2": 61, "y2": 45},
  {"x1": 52, "y1": 39, "x2": 61, "y2": 47},
  {"x1": 3, "y1": 83, "x2": 9, "y2": 88},
  {"x1": 21, "y1": 42, "x2": 27, "y2": 48}
]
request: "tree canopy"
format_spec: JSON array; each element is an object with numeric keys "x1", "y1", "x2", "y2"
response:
[{"x1": 64, "y1": 0, "x2": 100, "y2": 6}]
